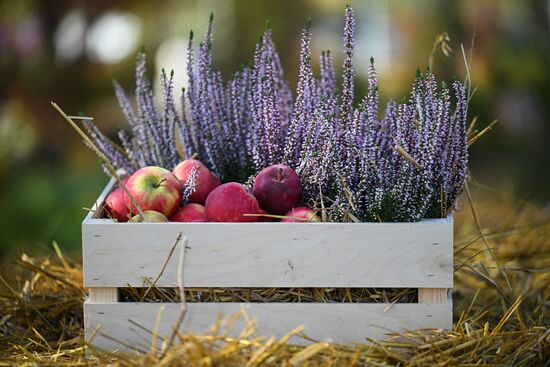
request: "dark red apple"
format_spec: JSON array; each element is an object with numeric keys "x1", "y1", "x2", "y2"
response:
[
  {"x1": 171, "y1": 203, "x2": 208, "y2": 222},
  {"x1": 281, "y1": 207, "x2": 320, "y2": 222},
  {"x1": 205, "y1": 182, "x2": 260, "y2": 222},
  {"x1": 252, "y1": 164, "x2": 302, "y2": 215},
  {"x1": 124, "y1": 166, "x2": 183, "y2": 218},
  {"x1": 172, "y1": 159, "x2": 221, "y2": 205}
]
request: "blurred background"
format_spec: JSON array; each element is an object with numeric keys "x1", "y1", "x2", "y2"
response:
[{"x1": 0, "y1": 0, "x2": 548, "y2": 256}]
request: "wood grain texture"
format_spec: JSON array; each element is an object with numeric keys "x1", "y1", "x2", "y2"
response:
[
  {"x1": 83, "y1": 217, "x2": 453, "y2": 288},
  {"x1": 418, "y1": 288, "x2": 449, "y2": 304},
  {"x1": 89, "y1": 288, "x2": 118, "y2": 302},
  {"x1": 85, "y1": 301, "x2": 453, "y2": 351}
]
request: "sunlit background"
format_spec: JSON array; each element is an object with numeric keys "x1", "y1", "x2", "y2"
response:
[{"x1": 0, "y1": 0, "x2": 548, "y2": 256}]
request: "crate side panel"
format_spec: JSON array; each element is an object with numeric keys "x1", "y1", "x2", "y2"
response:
[
  {"x1": 83, "y1": 220, "x2": 452, "y2": 288},
  {"x1": 85, "y1": 301, "x2": 452, "y2": 352}
]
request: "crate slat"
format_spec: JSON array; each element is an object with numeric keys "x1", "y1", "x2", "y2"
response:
[
  {"x1": 83, "y1": 217, "x2": 452, "y2": 288},
  {"x1": 85, "y1": 301, "x2": 452, "y2": 351}
]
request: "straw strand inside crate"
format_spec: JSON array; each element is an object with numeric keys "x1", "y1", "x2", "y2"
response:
[{"x1": 118, "y1": 287, "x2": 418, "y2": 303}]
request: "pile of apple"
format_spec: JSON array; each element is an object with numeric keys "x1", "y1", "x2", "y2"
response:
[{"x1": 104, "y1": 159, "x2": 319, "y2": 223}]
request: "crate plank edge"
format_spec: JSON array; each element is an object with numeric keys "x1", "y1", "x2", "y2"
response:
[{"x1": 83, "y1": 179, "x2": 453, "y2": 351}]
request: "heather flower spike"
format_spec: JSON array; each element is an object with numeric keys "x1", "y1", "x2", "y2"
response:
[
  {"x1": 181, "y1": 165, "x2": 199, "y2": 206},
  {"x1": 81, "y1": 6, "x2": 468, "y2": 222}
]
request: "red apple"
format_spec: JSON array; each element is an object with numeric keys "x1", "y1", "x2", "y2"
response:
[
  {"x1": 173, "y1": 159, "x2": 221, "y2": 205},
  {"x1": 171, "y1": 203, "x2": 208, "y2": 222},
  {"x1": 124, "y1": 166, "x2": 183, "y2": 218},
  {"x1": 281, "y1": 207, "x2": 320, "y2": 222},
  {"x1": 205, "y1": 182, "x2": 260, "y2": 222},
  {"x1": 252, "y1": 164, "x2": 302, "y2": 215},
  {"x1": 104, "y1": 177, "x2": 131, "y2": 222},
  {"x1": 129, "y1": 210, "x2": 169, "y2": 222},
  {"x1": 105, "y1": 187, "x2": 129, "y2": 222}
]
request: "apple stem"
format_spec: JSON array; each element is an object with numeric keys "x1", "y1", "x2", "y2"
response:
[
  {"x1": 154, "y1": 177, "x2": 167, "y2": 188},
  {"x1": 276, "y1": 167, "x2": 284, "y2": 181}
]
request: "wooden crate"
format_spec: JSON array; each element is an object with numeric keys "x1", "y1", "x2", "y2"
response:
[{"x1": 83, "y1": 179, "x2": 453, "y2": 351}]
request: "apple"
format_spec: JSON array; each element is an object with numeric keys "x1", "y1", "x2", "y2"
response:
[
  {"x1": 129, "y1": 210, "x2": 169, "y2": 222},
  {"x1": 205, "y1": 182, "x2": 260, "y2": 222},
  {"x1": 171, "y1": 203, "x2": 208, "y2": 222},
  {"x1": 172, "y1": 159, "x2": 221, "y2": 205},
  {"x1": 105, "y1": 187, "x2": 129, "y2": 222},
  {"x1": 124, "y1": 166, "x2": 183, "y2": 218},
  {"x1": 281, "y1": 207, "x2": 320, "y2": 222},
  {"x1": 104, "y1": 177, "x2": 131, "y2": 222},
  {"x1": 252, "y1": 164, "x2": 302, "y2": 215}
]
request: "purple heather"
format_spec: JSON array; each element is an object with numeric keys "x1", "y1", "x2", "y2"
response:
[{"x1": 82, "y1": 6, "x2": 469, "y2": 222}]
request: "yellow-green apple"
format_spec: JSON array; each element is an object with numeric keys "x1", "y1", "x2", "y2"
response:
[
  {"x1": 281, "y1": 207, "x2": 320, "y2": 222},
  {"x1": 124, "y1": 166, "x2": 182, "y2": 218},
  {"x1": 252, "y1": 164, "x2": 302, "y2": 215},
  {"x1": 171, "y1": 203, "x2": 208, "y2": 222},
  {"x1": 205, "y1": 182, "x2": 260, "y2": 222},
  {"x1": 172, "y1": 159, "x2": 221, "y2": 205},
  {"x1": 129, "y1": 210, "x2": 169, "y2": 222}
]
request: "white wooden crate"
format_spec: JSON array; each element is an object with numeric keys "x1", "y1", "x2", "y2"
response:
[{"x1": 83, "y1": 179, "x2": 453, "y2": 351}]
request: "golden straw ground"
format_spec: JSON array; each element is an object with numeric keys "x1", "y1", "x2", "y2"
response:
[{"x1": 1, "y1": 186, "x2": 549, "y2": 366}]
